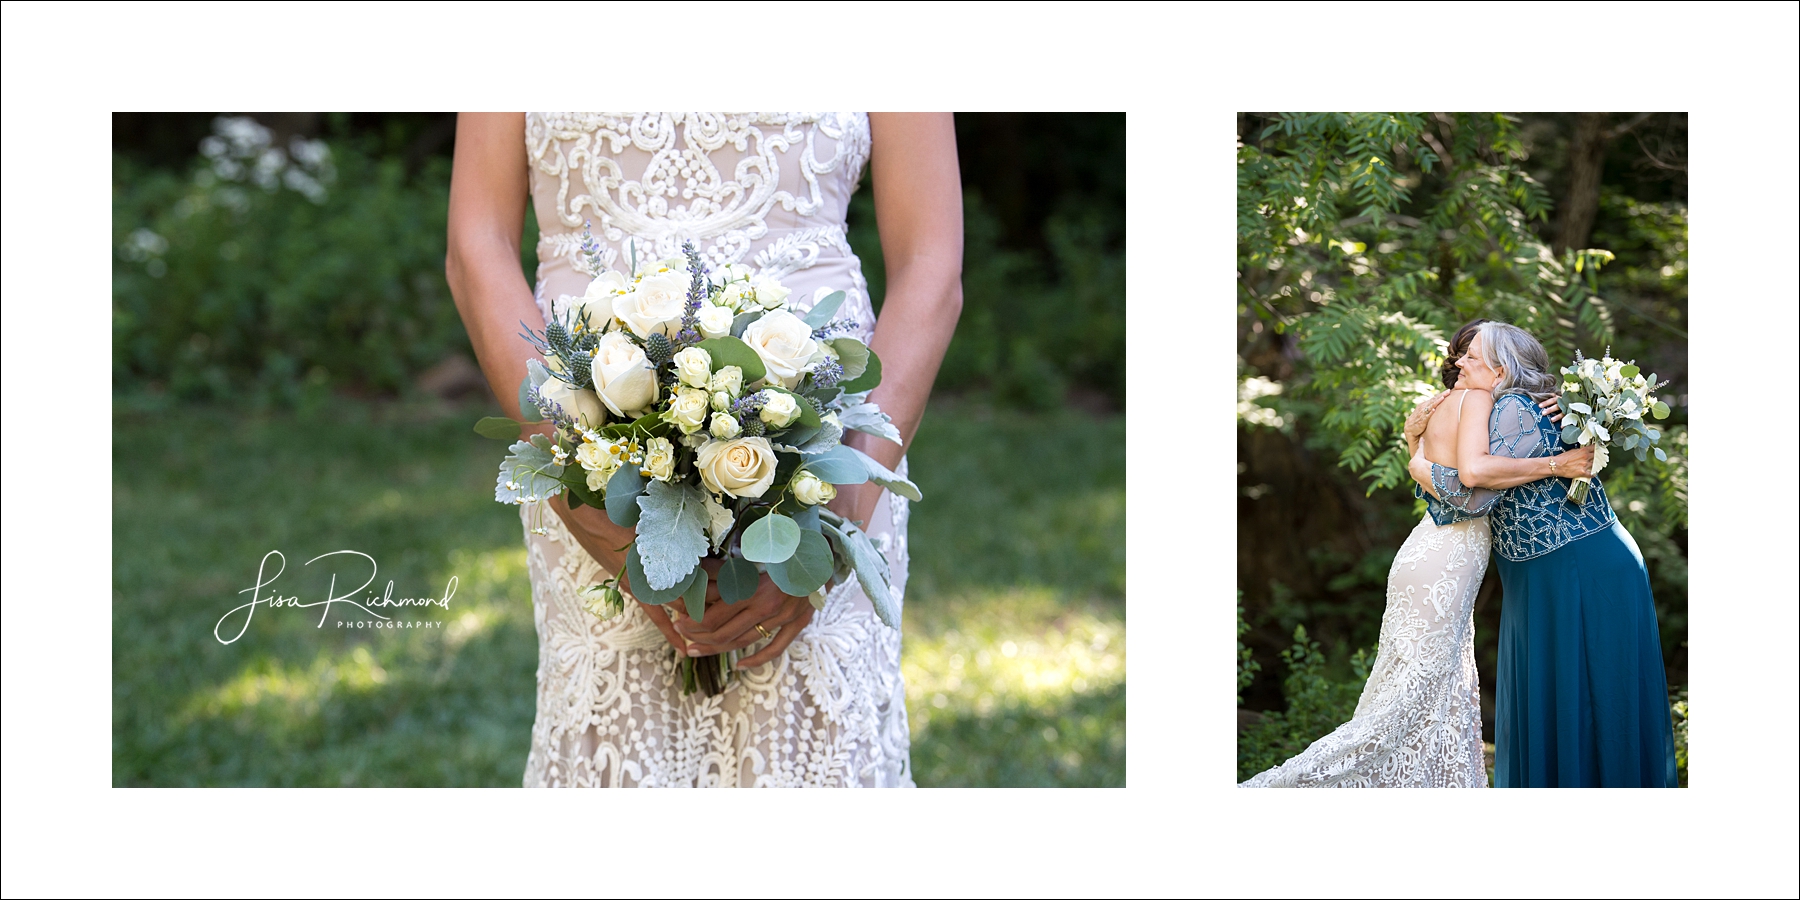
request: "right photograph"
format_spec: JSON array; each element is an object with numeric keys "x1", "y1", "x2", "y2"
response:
[{"x1": 1234, "y1": 112, "x2": 1688, "y2": 788}]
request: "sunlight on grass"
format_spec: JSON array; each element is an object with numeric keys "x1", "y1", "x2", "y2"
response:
[{"x1": 180, "y1": 646, "x2": 390, "y2": 724}]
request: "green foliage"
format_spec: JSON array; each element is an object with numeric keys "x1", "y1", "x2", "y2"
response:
[
  {"x1": 1239, "y1": 113, "x2": 1639, "y2": 493},
  {"x1": 1236, "y1": 597, "x2": 1261, "y2": 706},
  {"x1": 632, "y1": 481, "x2": 710, "y2": 590},
  {"x1": 113, "y1": 396, "x2": 1124, "y2": 786},
  {"x1": 1670, "y1": 687, "x2": 1689, "y2": 787},
  {"x1": 113, "y1": 120, "x2": 469, "y2": 403},
  {"x1": 1236, "y1": 625, "x2": 1373, "y2": 781}
]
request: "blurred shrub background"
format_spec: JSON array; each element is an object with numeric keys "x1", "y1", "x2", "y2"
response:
[{"x1": 110, "y1": 112, "x2": 1125, "y2": 787}]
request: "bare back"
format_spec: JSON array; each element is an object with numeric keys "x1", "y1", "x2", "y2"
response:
[{"x1": 1422, "y1": 389, "x2": 1478, "y2": 468}]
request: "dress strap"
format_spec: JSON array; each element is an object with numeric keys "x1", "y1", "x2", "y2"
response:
[{"x1": 1455, "y1": 389, "x2": 1470, "y2": 417}]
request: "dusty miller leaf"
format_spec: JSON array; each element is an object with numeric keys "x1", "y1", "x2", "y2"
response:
[{"x1": 633, "y1": 480, "x2": 709, "y2": 591}]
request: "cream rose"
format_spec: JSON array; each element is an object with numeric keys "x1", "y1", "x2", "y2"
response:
[
  {"x1": 673, "y1": 346, "x2": 712, "y2": 389},
  {"x1": 591, "y1": 331, "x2": 659, "y2": 417},
  {"x1": 577, "y1": 440, "x2": 622, "y2": 490},
  {"x1": 717, "y1": 282, "x2": 751, "y2": 312},
  {"x1": 709, "y1": 411, "x2": 742, "y2": 439},
  {"x1": 791, "y1": 470, "x2": 837, "y2": 506},
  {"x1": 758, "y1": 390, "x2": 802, "y2": 428},
  {"x1": 708, "y1": 365, "x2": 744, "y2": 397},
  {"x1": 537, "y1": 378, "x2": 606, "y2": 430},
  {"x1": 741, "y1": 310, "x2": 820, "y2": 388},
  {"x1": 751, "y1": 277, "x2": 791, "y2": 310},
  {"x1": 667, "y1": 387, "x2": 711, "y2": 434},
  {"x1": 614, "y1": 271, "x2": 689, "y2": 339},
  {"x1": 711, "y1": 390, "x2": 732, "y2": 412},
  {"x1": 695, "y1": 437, "x2": 777, "y2": 499},
  {"x1": 642, "y1": 437, "x2": 676, "y2": 482},
  {"x1": 696, "y1": 303, "x2": 735, "y2": 338}
]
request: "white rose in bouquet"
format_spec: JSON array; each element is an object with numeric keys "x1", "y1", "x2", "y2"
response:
[
  {"x1": 741, "y1": 310, "x2": 819, "y2": 388},
  {"x1": 575, "y1": 439, "x2": 621, "y2": 490},
  {"x1": 696, "y1": 303, "x2": 734, "y2": 339},
  {"x1": 537, "y1": 378, "x2": 606, "y2": 429},
  {"x1": 668, "y1": 388, "x2": 711, "y2": 434},
  {"x1": 709, "y1": 411, "x2": 742, "y2": 439},
  {"x1": 751, "y1": 277, "x2": 790, "y2": 310},
  {"x1": 758, "y1": 390, "x2": 802, "y2": 428},
  {"x1": 715, "y1": 263, "x2": 752, "y2": 284},
  {"x1": 672, "y1": 346, "x2": 712, "y2": 388},
  {"x1": 708, "y1": 365, "x2": 744, "y2": 397},
  {"x1": 591, "y1": 331, "x2": 659, "y2": 417},
  {"x1": 614, "y1": 270, "x2": 689, "y2": 339},
  {"x1": 696, "y1": 436, "x2": 778, "y2": 498},
  {"x1": 791, "y1": 470, "x2": 837, "y2": 506},
  {"x1": 642, "y1": 437, "x2": 677, "y2": 481}
]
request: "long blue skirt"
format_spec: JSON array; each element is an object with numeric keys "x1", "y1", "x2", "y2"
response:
[{"x1": 1494, "y1": 520, "x2": 1678, "y2": 787}]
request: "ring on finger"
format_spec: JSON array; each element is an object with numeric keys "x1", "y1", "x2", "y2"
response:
[{"x1": 754, "y1": 623, "x2": 772, "y2": 640}]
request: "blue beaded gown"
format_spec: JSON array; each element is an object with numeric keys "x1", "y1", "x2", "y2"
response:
[{"x1": 1428, "y1": 393, "x2": 1678, "y2": 788}]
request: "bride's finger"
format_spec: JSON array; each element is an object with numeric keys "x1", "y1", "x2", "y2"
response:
[
  {"x1": 735, "y1": 604, "x2": 814, "y2": 668},
  {"x1": 683, "y1": 594, "x2": 810, "y2": 656},
  {"x1": 638, "y1": 602, "x2": 688, "y2": 651},
  {"x1": 672, "y1": 589, "x2": 781, "y2": 645}
]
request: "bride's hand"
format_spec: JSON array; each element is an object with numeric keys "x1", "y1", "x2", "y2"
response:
[
  {"x1": 669, "y1": 567, "x2": 814, "y2": 667},
  {"x1": 548, "y1": 495, "x2": 692, "y2": 652},
  {"x1": 1552, "y1": 444, "x2": 1595, "y2": 479},
  {"x1": 1539, "y1": 394, "x2": 1565, "y2": 425}
]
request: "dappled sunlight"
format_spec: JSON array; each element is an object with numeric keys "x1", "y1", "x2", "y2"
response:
[{"x1": 180, "y1": 645, "x2": 389, "y2": 726}]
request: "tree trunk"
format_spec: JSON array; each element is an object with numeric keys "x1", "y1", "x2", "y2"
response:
[{"x1": 1555, "y1": 112, "x2": 1611, "y2": 253}]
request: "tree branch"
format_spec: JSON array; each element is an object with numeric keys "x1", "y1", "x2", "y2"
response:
[{"x1": 1604, "y1": 111, "x2": 1656, "y2": 141}]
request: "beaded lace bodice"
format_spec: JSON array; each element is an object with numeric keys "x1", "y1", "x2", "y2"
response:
[{"x1": 517, "y1": 112, "x2": 911, "y2": 787}]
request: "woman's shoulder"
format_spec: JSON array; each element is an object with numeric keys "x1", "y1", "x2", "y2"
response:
[{"x1": 1488, "y1": 391, "x2": 1534, "y2": 413}]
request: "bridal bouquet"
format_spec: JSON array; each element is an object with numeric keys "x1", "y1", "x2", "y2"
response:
[
  {"x1": 474, "y1": 238, "x2": 918, "y2": 695},
  {"x1": 1556, "y1": 348, "x2": 1671, "y2": 505}
]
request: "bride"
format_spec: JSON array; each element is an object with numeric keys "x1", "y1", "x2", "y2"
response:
[
  {"x1": 445, "y1": 113, "x2": 963, "y2": 787},
  {"x1": 1240, "y1": 321, "x2": 1592, "y2": 788}
]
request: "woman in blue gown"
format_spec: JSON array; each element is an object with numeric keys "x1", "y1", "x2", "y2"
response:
[{"x1": 1410, "y1": 322, "x2": 1678, "y2": 788}]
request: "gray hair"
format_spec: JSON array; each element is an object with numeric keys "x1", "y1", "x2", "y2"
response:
[{"x1": 1477, "y1": 322, "x2": 1558, "y2": 403}]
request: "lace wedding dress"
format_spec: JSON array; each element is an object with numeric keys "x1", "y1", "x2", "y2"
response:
[
  {"x1": 1241, "y1": 510, "x2": 1491, "y2": 788},
  {"x1": 517, "y1": 113, "x2": 913, "y2": 787}
]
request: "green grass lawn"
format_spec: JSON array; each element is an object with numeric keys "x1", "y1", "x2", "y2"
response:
[{"x1": 112, "y1": 394, "x2": 1125, "y2": 786}]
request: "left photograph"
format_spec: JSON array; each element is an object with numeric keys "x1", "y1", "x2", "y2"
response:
[{"x1": 112, "y1": 112, "x2": 1128, "y2": 787}]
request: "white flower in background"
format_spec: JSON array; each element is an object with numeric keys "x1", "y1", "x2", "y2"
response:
[
  {"x1": 709, "y1": 411, "x2": 742, "y2": 440},
  {"x1": 562, "y1": 271, "x2": 630, "y2": 329},
  {"x1": 741, "y1": 310, "x2": 820, "y2": 388},
  {"x1": 538, "y1": 378, "x2": 606, "y2": 429},
  {"x1": 751, "y1": 277, "x2": 790, "y2": 310},
  {"x1": 673, "y1": 346, "x2": 713, "y2": 389},
  {"x1": 696, "y1": 437, "x2": 778, "y2": 499},
  {"x1": 791, "y1": 470, "x2": 837, "y2": 506},
  {"x1": 591, "y1": 331, "x2": 659, "y2": 417},
  {"x1": 668, "y1": 388, "x2": 711, "y2": 434},
  {"x1": 1237, "y1": 376, "x2": 1285, "y2": 429},
  {"x1": 696, "y1": 303, "x2": 734, "y2": 339},
  {"x1": 758, "y1": 391, "x2": 802, "y2": 428},
  {"x1": 708, "y1": 365, "x2": 744, "y2": 397},
  {"x1": 641, "y1": 437, "x2": 676, "y2": 481},
  {"x1": 614, "y1": 270, "x2": 689, "y2": 339}
]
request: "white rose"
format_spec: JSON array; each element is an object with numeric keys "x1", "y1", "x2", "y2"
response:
[
  {"x1": 673, "y1": 346, "x2": 713, "y2": 388},
  {"x1": 717, "y1": 282, "x2": 750, "y2": 312},
  {"x1": 576, "y1": 440, "x2": 622, "y2": 489},
  {"x1": 711, "y1": 390, "x2": 732, "y2": 412},
  {"x1": 696, "y1": 303, "x2": 735, "y2": 339},
  {"x1": 591, "y1": 331, "x2": 659, "y2": 417},
  {"x1": 751, "y1": 277, "x2": 791, "y2": 310},
  {"x1": 709, "y1": 411, "x2": 742, "y2": 439},
  {"x1": 741, "y1": 310, "x2": 820, "y2": 388},
  {"x1": 759, "y1": 390, "x2": 802, "y2": 428},
  {"x1": 614, "y1": 271, "x2": 689, "y2": 339},
  {"x1": 791, "y1": 470, "x2": 837, "y2": 507},
  {"x1": 695, "y1": 437, "x2": 778, "y2": 499},
  {"x1": 641, "y1": 437, "x2": 676, "y2": 481},
  {"x1": 667, "y1": 387, "x2": 711, "y2": 434},
  {"x1": 708, "y1": 365, "x2": 744, "y2": 397},
  {"x1": 537, "y1": 378, "x2": 606, "y2": 429}
]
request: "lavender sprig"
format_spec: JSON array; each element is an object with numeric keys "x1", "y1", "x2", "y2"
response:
[
  {"x1": 678, "y1": 240, "x2": 707, "y2": 347},
  {"x1": 811, "y1": 317, "x2": 857, "y2": 340},
  {"x1": 527, "y1": 383, "x2": 575, "y2": 433}
]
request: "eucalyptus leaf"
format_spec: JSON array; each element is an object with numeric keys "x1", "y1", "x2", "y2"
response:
[
  {"x1": 1560, "y1": 423, "x2": 1581, "y2": 444},
  {"x1": 624, "y1": 543, "x2": 695, "y2": 605},
  {"x1": 718, "y1": 557, "x2": 759, "y2": 604},
  {"x1": 682, "y1": 566, "x2": 709, "y2": 623},
  {"x1": 495, "y1": 439, "x2": 566, "y2": 504},
  {"x1": 1654, "y1": 447, "x2": 1667, "y2": 462},
  {"x1": 825, "y1": 338, "x2": 870, "y2": 380},
  {"x1": 846, "y1": 446, "x2": 922, "y2": 502},
  {"x1": 634, "y1": 481, "x2": 711, "y2": 591},
  {"x1": 767, "y1": 529, "x2": 833, "y2": 597},
  {"x1": 823, "y1": 522, "x2": 897, "y2": 628},
  {"x1": 803, "y1": 291, "x2": 846, "y2": 329},
  {"x1": 475, "y1": 416, "x2": 523, "y2": 440},
  {"x1": 742, "y1": 513, "x2": 801, "y2": 564},
  {"x1": 605, "y1": 465, "x2": 646, "y2": 527},
  {"x1": 730, "y1": 309, "x2": 765, "y2": 338},
  {"x1": 790, "y1": 504, "x2": 822, "y2": 533},
  {"x1": 696, "y1": 336, "x2": 767, "y2": 384},
  {"x1": 1652, "y1": 401, "x2": 1670, "y2": 419},
  {"x1": 1620, "y1": 364, "x2": 1640, "y2": 378},
  {"x1": 839, "y1": 348, "x2": 882, "y2": 393},
  {"x1": 802, "y1": 445, "x2": 870, "y2": 485}
]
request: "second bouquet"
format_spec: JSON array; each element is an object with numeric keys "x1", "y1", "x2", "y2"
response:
[{"x1": 476, "y1": 239, "x2": 920, "y2": 696}]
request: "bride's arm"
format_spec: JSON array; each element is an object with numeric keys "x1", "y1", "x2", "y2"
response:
[
  {"x1": 830, "y1": 112, "x2": 964, "y2": 527},
  {"x1": 445, "y1": 113, "x2": 644, "y2": 585},
  {"x1": 1456, "y1": 392, "x2": 1593, "y2": 489}
]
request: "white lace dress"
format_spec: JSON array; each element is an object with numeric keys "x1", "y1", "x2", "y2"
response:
[
  {"x1": 1241, "y1": 514, "x2": 1491, "y2": 788},
  {"x1": 517, "y1": 113, "x2": 913, "y2": 787}
]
